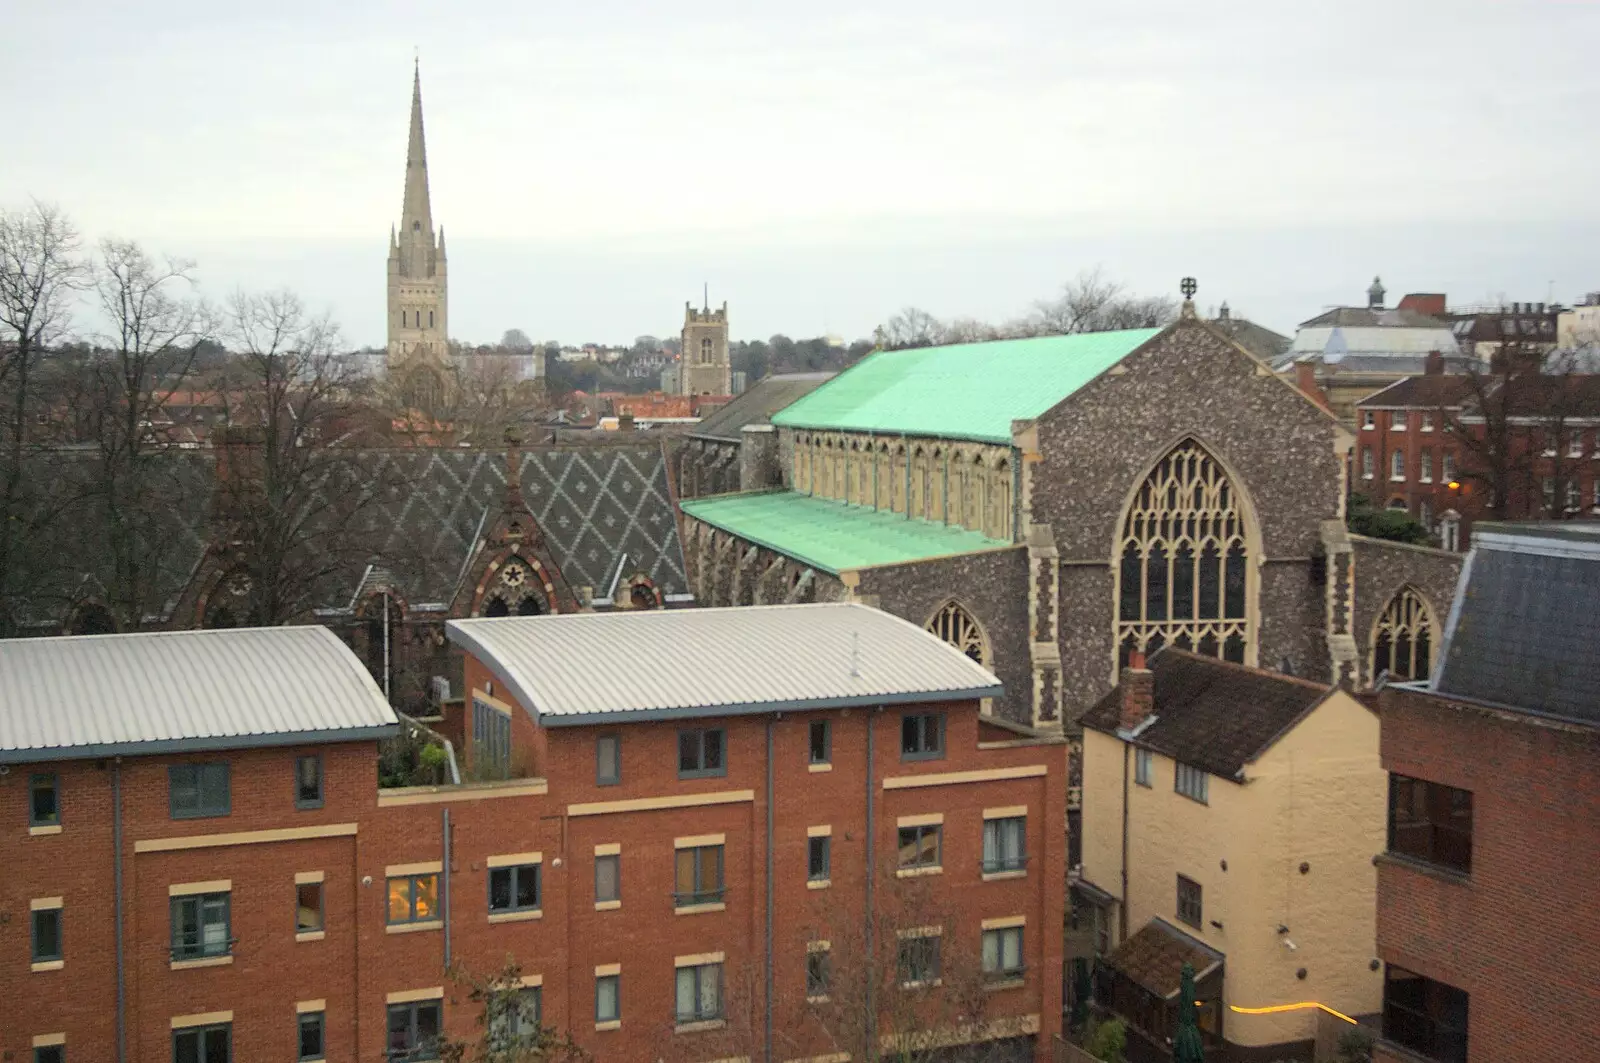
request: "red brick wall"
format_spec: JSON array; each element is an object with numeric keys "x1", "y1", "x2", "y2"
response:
[
  {"x1": 1376, "y1": 687, "x2": 1600, "y2": 1061},
  {"x1": 3, "y1": 684, "x2": 1065, "y2": 1062}
]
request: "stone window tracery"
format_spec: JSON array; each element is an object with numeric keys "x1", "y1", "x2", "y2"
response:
[
  {"x1": 1115, "y1": 441, "x2": 1255, "y2": 668},
  {"x1": 926, "y1": 600, "x2": 990, "y2": 669},
  {"x1": 1372, "y1": 586, "x2": 1435, "y2": 682},
  {"x1": 478, "y1": 560, "x2": 548, "y2": 617}
]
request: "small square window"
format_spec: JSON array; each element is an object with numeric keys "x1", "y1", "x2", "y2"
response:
[
  {"x1": 806, "y1": 948, "x2": 831, "y2": 998},
  {"x1": 678, "y1": 728, "x2": 726, "y2": 778},
  {"x1": 900, "y1": 712, "x2": 945, "y2": 760},
  {"x1": 595, "y1": 853, "x2": 621, "y2": 904},
  {"x1": 982, "y1": 816, "x2": 1026, "y2": 874},
  {"x1": 897, "y1": 934, "x2": 941, "y2": 986},
  {"x1": 34, "y1": 1047, "x2": 64, "y2": 1063},
  {"x1": 1175, "y1": 763, "x2": 1209, "y2": 804},
  {"x1": 295, "y1": 755, "x2": 323, "y2": 810},
  {"x1": 169, "y1": 763, "x2": 230, "y2": 819},
  {"x1": 171, "y1": 892, "x2": 231, "y2": 960},
  {"x1": 29, "y1": 773, "x2": 59, "y2": 828},
  {"x1": 386, "y1": 873, "x2": 439, "y2": 925},
  {"x1": 1392, "y1": 411, "x2": 1408, "y2": 430},
  {"x1": 595, "y1": 973, "x2": 621, "y2": 1024},
  {"x1": 675, "y1": 962, "x2": 724, "y2": 1024},
  {"x1": 297, "y1": 881, "x2": 324, "y2": 934},
  {"x1": 298, "y1": 1010, "x2": 325, "y2": 1061},
  {"x1": 808, "y1": 835, "x2": 830, "y2": 881},
  {"x1": 596, "y1": 734, "x2": 621, "y2": 786},
  {"x1": 1362, "y1": 411, "x2": 1375, "y2": 430},
  {"x1": 982, "y1": 926, "x2": 1025, "y2": 981},
  {"x1": 1134, "y1": 748, "x2": 1152, "y2": 787},
  {"x1": 31, "y1": 906, "x2": 62, "y2": 963},
  {"x1": 172, "y1": 1022, "x2": 231, "y2": 1063},
  {"x1": 896, "y1": 825, "x2": 941, "y2": 870},
  {"x1": 489, "y1": 863, "x2": 541, "y2": 914},
  {"x1": 1177, "y1": 874, "x2": 1203, "y2": 928},
  {"x1": 809, "y1": 720, "x2": 831, "y2": 765}
]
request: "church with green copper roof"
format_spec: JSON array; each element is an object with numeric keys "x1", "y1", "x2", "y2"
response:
[{"x1": 675, "y1": 293, "x2": 1459, "y2": 778}]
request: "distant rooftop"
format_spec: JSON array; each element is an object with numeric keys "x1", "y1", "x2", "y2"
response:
[
  {"x1": 692, "y1": 372, "x2": 836, "y2": 443},
  {"x1": 772, "y1": 329, "x2": 1161, "y2": 443},
  {"x1": 447, "y1": 603, "x2": 1004, "y2": 726},
  {"x1": 0, "y1": 627, "x2": 399, "y2": 764},
  {"x1": 1430, "y1": 521, "x2": 1600, "y2": 725},
  {"x1": 679, "y1": 490, "x2": 1013, "y2": 575}
]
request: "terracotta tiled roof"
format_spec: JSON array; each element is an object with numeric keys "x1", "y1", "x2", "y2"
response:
[
  {"x1": 1078, "y1": 649, "x2": 1333, "y2": 779},
  {"x1": 1104, "y1": 918, "x2": 1224, "y2": 1000}
]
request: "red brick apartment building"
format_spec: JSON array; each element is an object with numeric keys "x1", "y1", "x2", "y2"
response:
[
  {"x1": 1374, "y1": 523, "x2": 1600, "y2": 1063},
  {"x1": 2, "y1": 604, "x2": 1066, "y2": 1063},
  {"x1": 1354, "y1": 357, "x2": 1600, "y2": 550}
]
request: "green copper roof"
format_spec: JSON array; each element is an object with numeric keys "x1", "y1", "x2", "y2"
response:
[
  {"x1": 772, "y1": 328, "x2": 1162, "y2": 443},
  {"x1": 680, "y1": 491, "x2": 1012, "y2": 575}
]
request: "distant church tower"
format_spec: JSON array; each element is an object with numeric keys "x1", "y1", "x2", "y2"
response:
[
  {"x1": 679, "y1": 292, "x2": 730, "y2": 396},
  {"x1": 387, "y1": 62, "x2": 449, "y2": 387}
]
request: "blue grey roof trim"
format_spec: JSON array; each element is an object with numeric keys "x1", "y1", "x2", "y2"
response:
[
  {"x1": 1, "y1": 724, "x2": 401, "y2": 766},
  {"x1": 530, "y1": 685, "x2": 1004, "y2": 728}
]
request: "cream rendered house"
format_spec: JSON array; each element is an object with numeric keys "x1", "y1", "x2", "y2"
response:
[{"x1": 1075, "y1": 649, "x2": 1384, "y2": 1060}]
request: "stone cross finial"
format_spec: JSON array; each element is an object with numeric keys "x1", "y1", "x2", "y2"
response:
[{"x1": 1180, "y1": 277, "x2": 1198, "y2": 319}]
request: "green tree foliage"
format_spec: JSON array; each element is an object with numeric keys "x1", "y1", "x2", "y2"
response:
[
  {"x1": 1085, "y1": 1016, "x2": 1128, "y2": 1063},
  {"x1": 1347, "y1": 493, "x2": 1431, "y2": 545}
]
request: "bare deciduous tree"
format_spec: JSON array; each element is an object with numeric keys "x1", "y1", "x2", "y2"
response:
[
  {"x1": 214, "y1": 288, "x2": 394, "y2": 626},
  {"x1": 85, "y1": 238, "x2": 213, "y2": 626},
  {"x1": 0, "y1": 201, "x2": 88, "y2": 629},
  {"x1": 440, "y1": 958, "x2": 590, "y2": 1063},
  {"x1": 1024, "y1": 267, "x2": 1178, "y2": 336}
]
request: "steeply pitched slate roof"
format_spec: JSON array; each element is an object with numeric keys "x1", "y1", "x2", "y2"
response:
[
  {"x1": 679, "y1": 490, "x2": 1012, "y2": 575},
  {"x1": 771, "y1": 329, "x2": 1162, "y2": 443},
  {"x1": 13, "y1": 442, "x2": 687, "y2": 627},
  {"x1": 331, "y1": 443, "x2": 688, "y2": 605},
  {"x1": 0, "y1": 626, "x2": 398, "y2": 763},
  {"x1": 1432, "y1": 523, "x2": 1600, "y2": 725},
  {"x1": 692, "y1": 373, "x2": 836, "y2": 443},
  {"x1": 1078, "y1": 650, "x2": 1333, "y2": 778}
]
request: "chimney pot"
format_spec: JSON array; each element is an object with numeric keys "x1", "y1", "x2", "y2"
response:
[{"x1": 1119, "y1": 652, "x2": 1155, "y2": 731}]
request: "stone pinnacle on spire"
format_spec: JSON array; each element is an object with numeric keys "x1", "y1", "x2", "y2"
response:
[{"x1": 402, "y1": 61, "x2": 433, "y2": 238}]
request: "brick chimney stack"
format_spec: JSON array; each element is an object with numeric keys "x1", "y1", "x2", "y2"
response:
[
  {"x1": 1119, "y1": 651, "x2": 1155, "y2": 731},
  {"x1": 1295, "y1": 361, "x2": 1329, "y2": 411},
  {"x1": 1425, "y1": 349, "x2": 1444, "y2": 376}
]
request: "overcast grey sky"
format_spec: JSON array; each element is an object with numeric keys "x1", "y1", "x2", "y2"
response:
[{"x1": 5, "y1": 0, "x2": 1598, "y2": 347}]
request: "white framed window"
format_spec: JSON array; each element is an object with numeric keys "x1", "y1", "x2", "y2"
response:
[
  {"x1": 1175, "y1": 762, "x2": 1209, "y2": 804},
  {"x1": 1391, "y1": 411, "x2": 1408, "y2": 430},
  {"x1": 1566, "y1": 481, "x2": 1581, "y2": 512},
  {"x1": 1391, "y1": 451, "x2": 1406, "y2": 481},
  {"x1": 1570, "y1": 435, "x2": 1587, "y2": 459},
  {"x1": 1362, "y1": 448, "x2": 1375, "y2": 480},
  {"x1": 1440, "y1": 514, "x2": 1461, "y2": 552},
  {"x1": 1420, "y1": 451, "x2": 1433, "y2": 483},
  {"x1": 1421, "y1": 412, "x2": 1434, "y2": 432},
  {"x1": 1443, "y1": 453, "x2": 1457, "y2": 482},
  {"x1": 1543, "y1": 477, "x2": 1556, "y2": 510},
  {"x1": 1134, "y1": 747, "x2": 1152, "y2": 787},
  {"x1": 1362, "y1": 411, "x2": 1375, "y2": 430}
]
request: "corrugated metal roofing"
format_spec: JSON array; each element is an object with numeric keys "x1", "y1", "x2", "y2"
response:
[
  {"x1": 679, "y1": 491, "x2": 1012, "y2": 574},
  {"x1": 771, "y1": 329, "x2": 1161, "y2": 443},
  {"x1": 0, "y1": 626, "x2": 400, "y2": 763},
  {"x1": 447, "y1": 603, "x2": 1003, "y2": 725}
]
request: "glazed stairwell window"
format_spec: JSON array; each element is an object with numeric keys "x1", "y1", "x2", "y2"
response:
[
  {"x1": 809, "y1": 719, "x2": 832, "y2": 767},
  {"x1": 295, "y1": 755, "x2": 323, "y2": 809},
  {"x1": 596, "y1": 733, "x2": 621, "y2": 786}
]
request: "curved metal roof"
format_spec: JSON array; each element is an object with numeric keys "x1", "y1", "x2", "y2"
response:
[
  {"x1": 0, "y1": 626, "x2": 399, "y2": 763},
  {"x1": 447, "y1": 603, "x2": 1003, "y2": 725}
]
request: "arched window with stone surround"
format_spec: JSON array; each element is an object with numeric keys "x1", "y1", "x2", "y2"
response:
[
  {"x1": 965, "y1": 454, "x2": 985, "y2": 530},
  {"x1": 1115, "y1": 440, "x2": 1257, "y2": 669},
  {"x1": 203, "y1": 569, "x2": 259, "y2": 629},
  {"x1": 909, "y1": 446, "x2": 927, "y2": 518},
  {"x1": 928, "y1": 448, "x2": 946, "y2": 522},
  {"x1": 947, "y1": 455, "x2": 965, "y2": 526},
  {"x1": 891, "y1": 445, "x2": 907, "y2": 513},
  {"x1": 926, "y1": 599, "x2": 991, "y2": 670},
  {"x1": 876, "y1": 444, "x2": 893, "y2": 510},
  {"x1": 476, "y1": 558, "x2": 548, "y2": 617},
  {"x1": 1371, "y1": 586, "x2": 1436, "y2": 682}
]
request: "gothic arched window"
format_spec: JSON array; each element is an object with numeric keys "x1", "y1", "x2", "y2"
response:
[
  {"x1": 203, "y1": 569, "x2": 259, "y2": 629},
  {"x1": 67, "y1": 603, "x2": 117, "y2": 636},
  {"x1": 476, "y1": 559, "x2": 548, "y2": 617},
  {"x1": 700, "y1": 337, "x2": 713, "y2": 364},
  {"x1": 1372, "y1": 586, "x2": 1436, "y2": 683},
  {"x1": 1116, "y1": 441, "x2": 1256, "y2": 669},
  {"x1": 927, "y1": 600, "x2": 991, "y2": 669},
  {"x1": 992, "y1": 460, "x2": 1012, "y2": 541}
]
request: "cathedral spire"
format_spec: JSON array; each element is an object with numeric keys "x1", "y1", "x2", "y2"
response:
[{"x1": 402, "y1": 61, "x2": 433, "y2": 238}]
